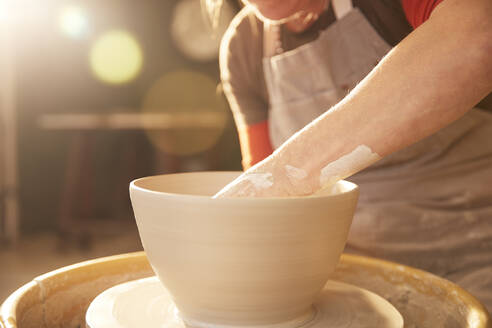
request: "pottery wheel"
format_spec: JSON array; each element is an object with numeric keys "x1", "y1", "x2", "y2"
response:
[{"x1": 86, "y1": 277, "x2": 403, "y2": 328}]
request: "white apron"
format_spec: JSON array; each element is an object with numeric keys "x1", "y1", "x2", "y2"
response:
[{"x1": 262, "y1": 0, "x2": 492, "y2": 311}]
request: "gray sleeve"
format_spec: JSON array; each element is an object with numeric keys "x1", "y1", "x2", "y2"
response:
[{"x1": 219, "y1": 8, "x2": 269, "y2": 128}]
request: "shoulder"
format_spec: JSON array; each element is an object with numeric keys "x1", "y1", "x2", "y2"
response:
[
  {"x1": 219, "y1": 7, "x2": 269, "y2": 126},
  {"x1": 220, "y1": 6, "x2": 263, "y2": 78},
  {"x1": 221, "y1": 6, "x2": 262, "y2": 50}
]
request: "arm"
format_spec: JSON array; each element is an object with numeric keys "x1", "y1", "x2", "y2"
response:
[
  {"x1": 220, "y1": 8, "x2": 273, "y2": 170},
  {"x1": 215, "y1": 0, "x2": 492, "y2": 197}
]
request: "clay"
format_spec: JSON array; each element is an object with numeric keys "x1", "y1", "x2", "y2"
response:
[
  {"x1": 86, "y1": 277, "x2": 403, "y2": 328},
  {"x1": 129, "y1": 172, "x2": 359, "y2": 327},
  {"x1": 284, "y1": 165, "x2": 308, "y2": 181},
  {"x1": 219, "y1": 172, "x2": 275, "y2": 197},
  {"x1": 319, "y1": 144, "x2": 380, "y2": 188}
]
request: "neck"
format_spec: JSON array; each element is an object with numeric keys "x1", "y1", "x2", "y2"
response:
[{"x1": 285, "y1": 0, "x2": 328, "y2": 33}]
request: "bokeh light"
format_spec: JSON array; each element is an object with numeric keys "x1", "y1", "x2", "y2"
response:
[
  {"x1": 171, "y1": 0, "x2": 235, "y2": 62},
  {"x1": 89, "y1": 30, "x2": 143, "y2": 84},
  {"x1": 59, "y1": 5, "x2": 89, "y2": 39},
  {"x1": 142, "y1": 70, "x2": 228, "y2": 156}
]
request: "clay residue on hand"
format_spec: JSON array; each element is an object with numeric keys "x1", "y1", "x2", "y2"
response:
[
  {"x1": 285, "y1": 165, "x2": 308, "y2": 181},
  {"x1": 213, "y1": 172, "x2": 274, "y2": 198},
  {"x1": 283, "y1": 165, "x2": 316, "y2": 195},
  {"x1": 319, "y1": 145, "x2": 380, "y2": 188},
  {"x1": 244, "y1": 172, "x2": 274, "y2": 189}
]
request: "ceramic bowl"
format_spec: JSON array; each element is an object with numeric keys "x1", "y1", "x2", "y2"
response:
[{"x1": 130, "y1": 172, "x2": 359, "y2": 327}]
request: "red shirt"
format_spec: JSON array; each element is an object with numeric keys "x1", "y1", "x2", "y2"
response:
[{"x1": 402, "y1": 0, "x2": 445, "y2": 29}]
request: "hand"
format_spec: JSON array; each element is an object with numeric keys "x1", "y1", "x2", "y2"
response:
[
  {"x1": 213, "y1": 157, "x2": 317, "y2": 198},
  {"x1": 213, "y1": 161, "x2": 282, "y2": 198}
]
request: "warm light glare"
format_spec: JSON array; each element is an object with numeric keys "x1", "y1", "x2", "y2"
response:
[
  {"x1": 0, "y1": 0, "x2": 11, "y2": 22},
  {"x1": 467, "y1": 308, "x2": 483, "y2": 327},
  {"x1": 171, "y1": 0, "x2": 234, "y2": 61},
  {"x1": 59, "y1": 5, "x2": 89, "y2": 38},
  {"x1": 142, "y1": 70, "x2": 228, "y2": 156},
  {"x1": 90, "y1": 30, "x2": 143, "y2": 84}
]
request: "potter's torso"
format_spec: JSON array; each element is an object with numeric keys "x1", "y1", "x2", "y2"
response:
[
  {"x1": 220, "y1": 1, "x2": 492, "y2": 133},
  {"x1": 262, "y1": 0, "x2": 397, "y2": 147}
]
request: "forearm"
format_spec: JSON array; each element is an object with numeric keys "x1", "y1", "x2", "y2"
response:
[{"x1": 270, "y1": 0, "x2": 492, "y2": 193}]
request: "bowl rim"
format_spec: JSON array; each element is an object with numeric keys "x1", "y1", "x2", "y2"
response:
[{"x1": 129, "y1": 171, "x2": 359, "y2": 202}]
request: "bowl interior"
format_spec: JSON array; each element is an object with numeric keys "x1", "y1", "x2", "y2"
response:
[{"x1": 131, "y1": 171, "x2": 357, "y2": 198}]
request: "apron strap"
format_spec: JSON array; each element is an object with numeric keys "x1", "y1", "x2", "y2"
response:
[
  {"x1": 332, "y1": 0, "x2": 353, "y2": 20},
  {"x1": 263, "y1": 21, "x2": 281, "y2": 58}
]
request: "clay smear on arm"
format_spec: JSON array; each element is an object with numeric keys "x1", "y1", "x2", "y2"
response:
[
  {"x1": 319, "y1": 145, "x2": 380, "y2": 188},
  {"x1": 283, "y1": 165, "x2": 317, "y2": 195}
]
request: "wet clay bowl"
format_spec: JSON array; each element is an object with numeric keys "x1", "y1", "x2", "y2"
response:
[{"x1": 129, "y1": 172, "x2": 359, "y2": 328}]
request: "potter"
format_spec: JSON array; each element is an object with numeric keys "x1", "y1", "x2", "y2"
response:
[{"x1": 214, "y1": 0, "x2": 492, "y2": 310}]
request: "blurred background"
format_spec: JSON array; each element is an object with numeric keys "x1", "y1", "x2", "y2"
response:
[{"x1": 0, "y1": 0, "x2": 242, "y2": 302}]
